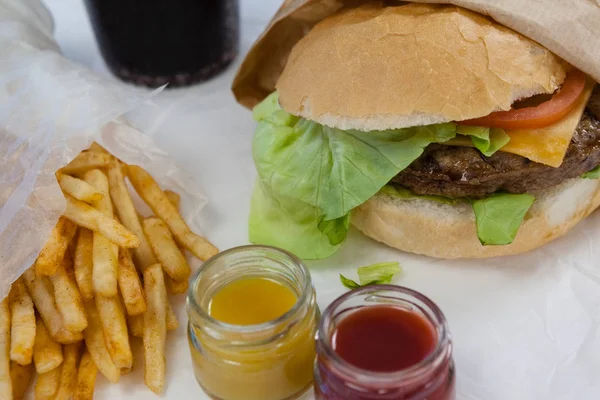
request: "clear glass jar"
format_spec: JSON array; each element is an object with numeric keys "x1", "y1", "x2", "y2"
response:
[
  {"x1": 314, "y1": 285, "x2": 455, "y2": 400},
  {"x1": 187, "y1": 245, "x2": 318, "y2": 400}
]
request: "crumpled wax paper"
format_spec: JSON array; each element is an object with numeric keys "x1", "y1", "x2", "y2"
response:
[{"x1": 0, "y1": 0, "x2": 207, "y2": 301}]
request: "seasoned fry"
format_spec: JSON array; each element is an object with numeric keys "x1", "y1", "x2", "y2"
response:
[
  {"x1": 85, "y1": 170, "x2": 120, "y2": 297},
  {"x1": 50, "y1": 255, "x2": 88, "y2": 332},
  {"x1": 166, "y1": 276, "x2": 189, "y2": 295},
  {"x1": 143, "y1": 217, "x2": 191, "y2": 281},
  {"x1": 35, "y1": 217, "x2": 78, "y2": 275},
  {"x1": 118, "y1": 249, "x2": 146, "y2": 316},
  {"x1": 8, "y1": 278, "x2": 35, "y2": 365},
  {"x1": 57, "y1": 173, "x2": 103, "y2": 203},
  {"x1": 23, "y1": 268, "x2": 60, "y2": 336},
  {"x1": 35, "y1": 364, "x2": 62, "y2": 400},
  {"x1": 92, "y1": 234, "x2": 119, "y2": 297},
  {"x1": 55, "y1": 342, "x2": 82, "y2": 400},
  {"x1": 34, "y1": 318, "x2": 63, "y2": 374},
  {"x1": 82, "y1": 301, "x2": 120, "y2": 383},
  {"x1": 0, "y1": 298, "x2": 11, "y2": 399},
  {"x1": 108, "y1": 160, "x2": 158, "y2": 270},
  {"x1": 164, "y1": 190, "x2": 180, "y2": 208},
  {"x1": 128, "y1": 314, "x2": 144, "y2": 338},
  {"x1": 166, "y1": 302, "x2": 179, "y2": 331},
  {"x1": 74, "y1": 229, "x2": 94, "y2": 300},
  {"x1": 10, "y1": 361, "x2": 33, "y2": 400},
  {"x1": 129, "y1": 304, "x2": 177, "y2": 336},
  {"x1": 63, "y1": 196, "x2": 140, "y2": 248},
  {"x1": 165, "y1": 189, "x2": 191, "y2": 295},
  {"x1": 60, "y1": 151, "x2": 112, "y2": 174},
  {"x1": 88, "y1": 142, "x2": 110, "y2": 154},
  {"x1": 96, "y1": 295, "x2": 132, "y2": 370},
  {"x1": 127, "y1": 165, "x2": 218, "y2": 260},
  {"x1": 143, "y1": 264, "x2": 167, "y2": 394},
  {"x1": 74, "y1": 349, "x2": 97, "y2": 400}
]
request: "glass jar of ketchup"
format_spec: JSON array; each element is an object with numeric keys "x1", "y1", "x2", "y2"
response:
[{"x1": 315, "y1": 285, "x2": 455, "y2": 400}]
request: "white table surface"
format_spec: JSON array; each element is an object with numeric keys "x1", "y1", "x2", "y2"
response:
[{"x1": 40, "y1": 1, "x2": 600, "y2": 399}]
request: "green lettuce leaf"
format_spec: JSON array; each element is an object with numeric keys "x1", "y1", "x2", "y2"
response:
[
  {"x1": 380, "y1": 185, "x2": 458, "y2": 205},
  {"x1": 357, "y1": 261, "x2": 401, "y2": 285},
  {"x1": 340, "y1": 261, "x2": 401, "y2": 289},
  {"x1": 457, "y1": 126, "x2": 510, "y2": 157},
  {"x1": 582, "y1": 166, "x2": 600, "y2": 179},
  {"x1": 471, "y1": 193, "x2": 535, "y2": 245},
  {"x1": 249, "y1": 181, "x2": 343, "y2": 260},
  {"x1": 253, "y1": 93, "x2": 457, "y2": 224}
]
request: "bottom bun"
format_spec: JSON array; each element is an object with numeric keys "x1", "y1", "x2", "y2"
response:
[{"x1": 352, "y1": 178, "x2": 600, "y2": 259}]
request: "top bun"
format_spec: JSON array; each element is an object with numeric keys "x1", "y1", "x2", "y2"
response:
[{"x1": 276, "y1": 3, "x2": 567, "y2": 131}]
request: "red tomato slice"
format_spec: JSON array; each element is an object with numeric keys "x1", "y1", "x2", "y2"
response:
[{"x1": 461, "y1": 69, "x2": 587, "y2": 129}]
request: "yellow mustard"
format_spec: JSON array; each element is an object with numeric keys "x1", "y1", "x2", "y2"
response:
[{"x1": 187, "y1": 246, "x2": 318, "y2": 400}]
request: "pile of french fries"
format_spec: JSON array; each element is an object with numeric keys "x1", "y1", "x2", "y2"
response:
[{"x1": 0, "y1": 143, "x2": 218, "y2": 399}]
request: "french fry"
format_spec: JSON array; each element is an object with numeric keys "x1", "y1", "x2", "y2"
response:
[
  {"x1": 108, "y1": 160, "x2": 158, "y2": 270},
  {"x1": 22, "y1": 268, "x2": 82, "y2": 344},
  {"x1": 128, "y1": 314, "x2": 144, "y2": 338},
  {"x1": 34, "y1": 318, "x2": 63, "y2": 374},
  {"x1": 35, "y1": 364, "x2": 62, "y2": 400},
  {"x1": 118, "y1": 249, "x2": 146, "y2": 316},
  {"x1": 164, "y1": 190, "x2": 180, "y2": 208},
  {"x1": 143, "y1": 264, "x2": 167, "y2": 394},
  {"x1": 95, "y1": 295, "x2": 132, "y2": 370},
  {"x1": 127, "y1": 165, "x2": 218, "y2": 260},
  {"x1": 63, "y1": 196, "x2": 140, "y2": 248},
  {"x1": 166, "y1": 276, "x2": 189, "y2": 295},
  {"x1": 10, "y1": 361, "x2": 33, "y2": 400},
  {"x1": 165, "y1": 190, "x2": 190, "y2": 295},
  {"x1": 57, "y1": 173, "x2": 103, "y2": 203},
  {"x1": 0, "y1": 298, "x2": 11, "y2": 399},
  {"x1": 166, "y1": 303, "x2": 179, "y2": 331},
  {"x1": 55, "y1": 342, "x2": 82, "y2": 400},
  {"x1": 60, "y1": 151, "x2": 112, "y2": 174},
  {"x1": 88, "y1": 142, "x2": 110, "y2": 154},
  {"x1": 143, "y1": 217, "x2": 191, "y2": 281},
  {"x1": 74, "y1": 349, "x2": 97, "y2": 400},
  {"x1": 74, "y1": 229, "x2": 94, "y2": 300},
  {"x1": 35, "y1": 217, "x2": 78, "y2": 275},
  {"x1": 85, "y1": 170, "x2": 119, "y2": 297},
  {"x1": 50, "y1": 255, "x2": 88, "y2": 332},
  {"x1": 82, "y1": 301, "x2": 120, "y2": 383},
  {"x1": 129, "y1": 305, "x2": 177, "y2": 336},
  {"x1": 8, "y1": 278, "x2": 35, "y2": 365}
]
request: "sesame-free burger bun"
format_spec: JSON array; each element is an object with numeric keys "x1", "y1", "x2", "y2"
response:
[
  {"x1": 351, "y1": 178, "x2": 600, "y2": 259},
  {"x1": 276, "y1": 3, "x2": 567, "y2": 131}
]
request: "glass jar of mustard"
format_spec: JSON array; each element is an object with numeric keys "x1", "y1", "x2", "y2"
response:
[{"x1": 187, "y1": 245, "x2": 318, "y2": 400}]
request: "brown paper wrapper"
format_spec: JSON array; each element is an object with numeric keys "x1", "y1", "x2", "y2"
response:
[{"x1": 232, "y1": 0, "x2": 600, "y2": 109}]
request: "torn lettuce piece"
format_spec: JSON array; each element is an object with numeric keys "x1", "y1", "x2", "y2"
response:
[
  {"x1": 357, "y1": 261, "x2": 401, "y2": 285},
  {"x1": 457, "y1": 125, "x2": 510, "y2": 157},
  {"x1": 253, "y1": 92, "x2": 458, "y2": 224},
  {"x1": 340, "y1": 261, "x2": 401, "y2": 289},
  {"x1": 380, "y1": 185, "x2": 459, "y2": 205},
  {"x1": 471, "y1": 193, "x2": 535, "y2": 245},
  {"x1": 249, "y1": 181, "x2": 344, "y2": 260},
  {"x1": 582, "y1": 166, "x2": 600, "y2": 179}
]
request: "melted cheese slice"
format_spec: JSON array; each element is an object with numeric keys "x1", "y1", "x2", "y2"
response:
[{"x1": 446, "y1": 80, "x2": 595, "y2": 167}]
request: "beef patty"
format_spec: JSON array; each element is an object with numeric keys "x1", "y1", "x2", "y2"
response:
[{"x1": 392, "y1": 110, "x2": 600, "y2": 199}]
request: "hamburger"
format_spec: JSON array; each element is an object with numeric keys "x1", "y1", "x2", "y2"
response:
[{"x1": 247, "y1": 3, "x2": 600, "y2": 259}]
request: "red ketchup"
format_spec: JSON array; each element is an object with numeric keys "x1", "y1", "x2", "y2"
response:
[{"x1": 314, "y1": 285, "x2": 455, "y2": 400}]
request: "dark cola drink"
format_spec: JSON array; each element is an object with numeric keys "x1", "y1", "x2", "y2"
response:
[{"x1": 84, "y1": 0, "x2": 239, "y2": 87}]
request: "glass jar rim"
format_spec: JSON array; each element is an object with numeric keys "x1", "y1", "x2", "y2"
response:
[
  {"x1": 186, "y1": 244, "x2": 313, "y2": 335},
  {"x1": 317, "y1": 285, "x2": 451, "y2": 385}
]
